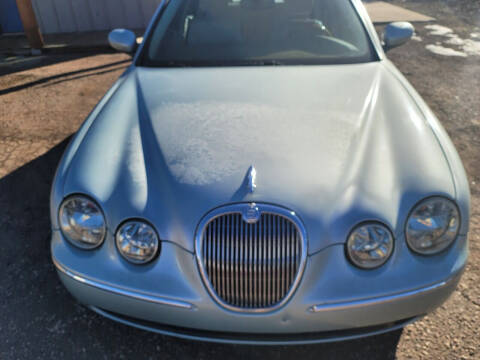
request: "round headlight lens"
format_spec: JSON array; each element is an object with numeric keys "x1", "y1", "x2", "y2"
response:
[
  {"x1": 59, "y1": 195, "x2": 106, "y2": 249},
  {"x1": 116, "y1": 221, "x2": 159, "y2": 264},
  {"x1": 406, "y1": 197, "x2": 459, "y2": 255},
  {"x1": 346, "y1": 223, "x2": 394, "y2": 269}
]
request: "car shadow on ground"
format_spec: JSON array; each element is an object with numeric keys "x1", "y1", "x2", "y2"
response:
[
  {"x1": 0, "y1": 139, "x2": 402, "y2": 359},
  {"x1": 0, "y1": 55, "x2": 130, "y2": 95},
  {"x1": 0, "y1": 49, "x2": 125, "y2": 77}
]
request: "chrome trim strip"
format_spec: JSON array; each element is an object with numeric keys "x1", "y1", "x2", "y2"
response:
[
  {"x1": 308, "y1": 273, "x2": 461, "y2": 313},
  {"x1": 195, "y1": 203, "x2": 308, "y2": 313},
  {"x1": 52, "y1": 256, "x2": 195, "y2": 310}
]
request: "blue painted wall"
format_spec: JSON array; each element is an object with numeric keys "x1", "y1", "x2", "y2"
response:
[{"x1": 0, "y1": 0, "x2": 24, "y2": 33}]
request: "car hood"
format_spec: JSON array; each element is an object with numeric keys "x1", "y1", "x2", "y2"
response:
[{"x1": 63, "y1": 63, "x2": 454, "y2": 254}]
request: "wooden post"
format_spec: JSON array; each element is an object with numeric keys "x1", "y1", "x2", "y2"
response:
[{"x1": 15, "y1": 0, "x2": 44, "y2": 49}]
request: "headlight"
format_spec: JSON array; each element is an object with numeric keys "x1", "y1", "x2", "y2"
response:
[
  {"x1": 59, "y1": 195, "x2": 106, "y2": 249},
  {"x1": 406, "y1": 197, "x2": 460, "y2": 255},
  {"x1": 116, "y1": 221, "x2": 160, "y2": 264},
  {"x1": 346, "y1": 223, "x2": 394, "y2": 269}
]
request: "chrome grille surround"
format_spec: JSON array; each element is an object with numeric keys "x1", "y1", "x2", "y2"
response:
[{"x1": 195, "y1": 203, "x2": 307, "y2": 313}]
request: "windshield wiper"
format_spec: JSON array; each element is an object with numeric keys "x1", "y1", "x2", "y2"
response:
[
  {"x1": 242, "y1": 60, "x2": 285, "y2": 66},
  {"x1": 183, "y1": 15, "x2": 195, "y2": 41},
  {"x1": 144, "y1": 59, "x2": 286, "y2": 68}
]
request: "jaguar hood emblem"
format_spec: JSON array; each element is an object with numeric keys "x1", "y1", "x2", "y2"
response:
[{"x1": 247, "y1": 165, "x2": 257, "y2": 193}]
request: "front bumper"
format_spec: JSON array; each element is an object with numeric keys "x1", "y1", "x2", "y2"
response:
[
  {"x1": 51, "y1": 230, "x2": 467, "y2": 344},
  {"x1": 89, "y1": 306, "x2": 420, "y2": 344}
]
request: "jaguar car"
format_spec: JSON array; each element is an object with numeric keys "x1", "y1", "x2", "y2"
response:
[{"x1": 51, "y1": 0, "x2": 470, "y2": 344}]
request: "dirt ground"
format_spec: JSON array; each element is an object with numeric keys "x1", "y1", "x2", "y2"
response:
[{"x1": 0, "y1": 1, "x2": 478, "y2": 359}]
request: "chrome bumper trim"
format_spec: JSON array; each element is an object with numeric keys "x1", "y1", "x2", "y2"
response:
[
  {"x1": 308, "y1": 272, "x2": 461, "y2": 313},
  {"x1": 52, "y1": 256, "x2": 195, "y2": 310}
]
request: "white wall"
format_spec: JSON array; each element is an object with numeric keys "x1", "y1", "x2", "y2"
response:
[{"x1": 32, "y1": 0, "x2": 162, "y2": 34}]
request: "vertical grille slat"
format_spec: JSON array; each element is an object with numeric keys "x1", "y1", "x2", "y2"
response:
[
  {"x1": 290, "y1": 223, "x2": 296, "y2": 287},
  {"x1": 280, "y1": 217, "x2": 284, "y2": 304},
  {"x1": 234, "y1": 214, "x2": 239, "y2": 307},
  {"x1": 268, "y1": 214, "x2": 273, "y2": 307},
  {"x1": 225, "y1": 214, "x2": 230, "y2": 304},
  {"x1": 239, "y1": 218, "x2": 245, "y2": 307},
  {"x1": 219, "y1": 217, "x2": 224, "y2": 300},
  {"x1": 199, "y1": 207, "x2": 304, "y2": 311},
  {"x1": 275, "y1": 215, "x2": 280, "y2": 304},
  {"x1": 262, "y1": 214, "x2": 267, "y2": 306},
  {"x1": 213, "y1": 219, "x2": 218, "y2": 294},
  {"x1": 252, "y1": 224, "x2": 258, "y2": 308},
  {"x1": 259, "y1": 215, "x2": 264, "y2": 307},
  {"x1": 273, "y1": 214, "x2": 277, "y2": 306}
]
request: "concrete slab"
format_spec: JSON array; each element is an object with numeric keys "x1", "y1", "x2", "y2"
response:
[{"x1": 364, "y1": 1, "x2": 435, "y2": 23}]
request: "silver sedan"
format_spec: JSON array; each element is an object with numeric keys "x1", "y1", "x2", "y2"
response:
[{"x1": 51, "y1": 0, "x2": 470, "y2": 344}]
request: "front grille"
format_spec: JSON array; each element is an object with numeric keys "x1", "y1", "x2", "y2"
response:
[{"x1": 196, "y1": 204, "x2": 306, "y2": 312}]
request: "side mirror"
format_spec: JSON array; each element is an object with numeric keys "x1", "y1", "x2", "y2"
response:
[
  {"x1": 382, "y1": 22, "x2": 414, "y2": 51},
  {"x1": 108, "y1": 29, "x2": 137, "y2": 53}
]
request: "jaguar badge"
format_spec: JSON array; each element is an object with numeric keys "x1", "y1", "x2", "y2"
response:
[{"x1": 243, "y1": 203, "x2": 261, "y2": 224}]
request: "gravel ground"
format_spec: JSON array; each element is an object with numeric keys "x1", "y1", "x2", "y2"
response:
[{"x1": 0, "y1": 1, "x2": 478, "y2": 359}]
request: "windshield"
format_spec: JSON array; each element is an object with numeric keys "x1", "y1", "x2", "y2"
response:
[{"x1": 141, "y1": 0, "x2": 376, "y2": 66}]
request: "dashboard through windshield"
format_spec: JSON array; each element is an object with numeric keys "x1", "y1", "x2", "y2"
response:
[{"x1": 140, "y1": 0, "x2": 377, "y2": 67}]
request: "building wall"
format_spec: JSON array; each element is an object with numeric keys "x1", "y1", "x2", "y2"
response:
[
  {"x1": 31, "y1": 0, "x2": 162, "y2": 34},
  {"x1": 0, "y1": 0, "x2": 23, "y2": 33}
]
